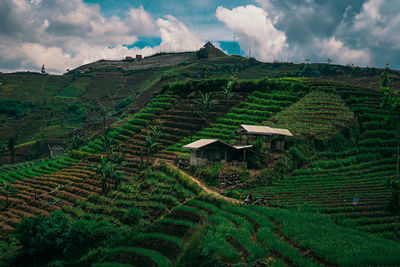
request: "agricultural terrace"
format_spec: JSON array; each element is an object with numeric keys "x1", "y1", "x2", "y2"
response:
[
  {"x1": 227, "y1": 80, "x2": 398, "y2": 240},
  {"x1": 1, "y1": 77, "x2": 400, "y2": 266},
  {"x1": 265, "y1": 90, "x2": 355, "y2": 138},
  {"x1": 0, "y1": 90, "x2": 179, "y2": 235},
  {"x1": 166, "y1": 78, "x2": 308, "y2": 157},
  {"x1": 87, "y1": 196, "x2": 400, "y2": 266}
]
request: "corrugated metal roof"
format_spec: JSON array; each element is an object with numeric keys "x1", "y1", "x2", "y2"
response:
[
  {"x1": 183, "y1": 139, "x2": 253, "y2": 150},
  {"x1": 238, "y1": 124, "x2": 293, "y2": 136},
  {"x1": 182, "y1": 139, "x2": 220, "y2": 149}
]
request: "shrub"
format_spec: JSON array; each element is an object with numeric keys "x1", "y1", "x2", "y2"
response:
[
  {"x1": 124, "y1": 207, "x2": 144, "y2": 225},
  {"x1": 257, "y1": 169, "x2": 275, "y2": 185}
]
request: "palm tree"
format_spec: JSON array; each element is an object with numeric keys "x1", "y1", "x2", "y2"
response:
[
  {"x1": 196, "y1": 91, "x2": 219, "y2": 119},
  {"x1": 219, "y1": 80, "x2": 237, "y2": 110},
  {"x1": 327, "y1": 58, "x2": 333, "y2": 64},
  {"x1": 92, "y1": 133, "x2": 126, "y2": 194},
  {"x1": 99, "y1": 133, "x2": 118, "y2": 158},
  {"x1": 92, "y1": 156, "x2": 125, "y2": 194}
]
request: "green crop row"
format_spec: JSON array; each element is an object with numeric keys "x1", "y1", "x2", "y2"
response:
[
  {"x1": 0, "y1": 156, "x2": 79, "y2": 184},
  {"x1": 81, "y1": 92, "x2": 177, "y2": 154}
]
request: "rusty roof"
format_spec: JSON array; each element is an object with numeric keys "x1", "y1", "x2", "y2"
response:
[{"x1": 237, "y1": 124, "x2": 293, "y2": 136}]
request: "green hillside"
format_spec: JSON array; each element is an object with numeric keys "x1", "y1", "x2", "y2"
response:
[{"x1": 0, "y1": 46, "x2": 400, "y2": 266}]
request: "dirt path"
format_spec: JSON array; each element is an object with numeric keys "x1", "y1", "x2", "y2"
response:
[{"x1": 165, "y1": 162, "x2": 241, "y2": 204}]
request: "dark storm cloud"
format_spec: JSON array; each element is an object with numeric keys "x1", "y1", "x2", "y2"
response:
[
  {"x1": 0, "y1": 1, "x2": 17, "y2": 35},
  {"x1": 262, "y1": 0, "x2": 365, "y2": 43},
  {"x1": 255, "y1": 0, "x2": 400, "y2": 68}
]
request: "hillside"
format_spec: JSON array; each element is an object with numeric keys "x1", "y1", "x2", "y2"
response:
[
  {"x1": 1, "y1": 47, "x2": 400, "y2": 266},
  {"x1": 1, "y1": 44, "x2": 400, "y2": 164}
]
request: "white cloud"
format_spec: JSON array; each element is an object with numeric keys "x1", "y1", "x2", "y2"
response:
[
  {"x1": 338, "y1": 0, "x2": 400, "y2": 49},
  {"x1": 156, "y1": 15, "x2": 202, "y2": 52},
  {"x1": 216, "y1": 5, "x2": 288, "y2": 61},
  {"x1": 314, "y1": 37, "x2": 369, "y2": 65},
  {"x1": 126, "y1": 6, "x2": 156, "y2": 36},
  {"x1": 0, "y1": 0, "x2": 204, "y2": 74}
]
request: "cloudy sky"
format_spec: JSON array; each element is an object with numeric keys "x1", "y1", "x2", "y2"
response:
[{"x1": 1, "y1": 0, "x2": 399, "y2": 73}]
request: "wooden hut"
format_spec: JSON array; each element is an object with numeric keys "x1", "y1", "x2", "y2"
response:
[
  {"x1": 183, "y1": 139, "x2": 252, "y2": 167},
  {"x1": 235, "y1": 124, "x2": 293, "y2": 150},
  {"x1": 48, "y1": 145, "x2": 64, "y2": 158}
]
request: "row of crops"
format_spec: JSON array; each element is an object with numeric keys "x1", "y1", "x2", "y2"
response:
[
  {"x1": 63, "y1": 164, "x2": 201, "y2": 226},
  {"x1": 0, "y1": 156, "x2": 79, "y2": 184},
  {"x1": 265, "y1": 90, "x2": 355, "y2": 137},
  {"x1": 81, "y1": 92, "x2": 178, "y2": 155},
  {"x1": 166, "y1": 79, "x2": 307, "y2": 156},
  {"x1": 229, "y1": 80, "x2": 398, "y2": 240},
  {"x1": 0, "y1": 89, "x2": 184, "y2": 235},
  {"x1": 0, "y1": 161, "x2": 103, "y2": 234},
  {"x1": 89, "y1": 195, "x2": 400, "y2": 266},
  {"x1": 120, "y1": 91, "x2": 244, "y2": 166}
]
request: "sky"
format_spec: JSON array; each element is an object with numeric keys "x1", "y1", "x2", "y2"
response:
[{"x1": 0, "y1": 0, "x2": 399, "y2": 74}]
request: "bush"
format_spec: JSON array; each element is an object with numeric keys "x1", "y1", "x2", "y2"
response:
[
  {"x1": 14, "y1": 211, "x2": 121, "y2": 265},
  {"x1": 257, "y1": 169, "x2": 275, "y2": 185},
  {"x1": 124, "y1": 207, "x2": 144, "y2": 225},
  {"x1": 189, "y1": 164, "x2": 221, "y2": 186},
  {"x1": 16, "y1": 211, "x2": 70, "y2": 264}
]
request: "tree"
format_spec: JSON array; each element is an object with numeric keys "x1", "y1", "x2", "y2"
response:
[
  {"x1": 381, "y1": 64, "x2": 400, "y2": 238},
  {"x1": 16, "y1": 211, "x2": 69, "y2": 265},
  {"x1": 99, "y1": 132, "x2": 118, "y2": 159},
  {"x1": 195, "y1": 91, "x2": 218, "y2": 120},
  {"x1": 327, "y1": 58, "x2": 333, "y2": 64},
  {"x1": 15, "y1": 211, "x2": 118, "y2": 265},
  {"x1": 69, "y1": 130, "x2": 88, "y2": 150},
  {"x1": 91, "y1": 133, "x2": 126, "y2": 194},
  {"x1": 8, "y1": 134, "x2": 17, "y2": 164},
  {"x1": 92, "y1": 156, "x2": 125, "y2": 194},
  {"x1": 0, "y1": 182, "x2": 16, "y2": 209},
  {"x1": 219, "y1": 80, "x2": 237, "y2": 110}
]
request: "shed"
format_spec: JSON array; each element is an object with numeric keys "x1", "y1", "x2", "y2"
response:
[
  {"x1": 235, "y1": 124, "x2": 293, "y2": 150},
  {"x1": 48, "y1": 145, "x2": 64, "y2": 158},
  {"x1": 183, "y1": 139, "x2": 252, "y2": 167},
  {"x1": 136, "y1": 55, "x2": 143, "y2": 61}
]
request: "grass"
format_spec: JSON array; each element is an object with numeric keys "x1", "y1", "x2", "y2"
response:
[
  {"x1": 101, "y1": 247, "x2": 173, "y2": 267},
  {"x1": 252, "y1": 207, "x2": 400, "y2": 266}
]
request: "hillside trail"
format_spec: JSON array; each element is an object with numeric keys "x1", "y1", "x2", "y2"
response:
[{"x1": 163, "y1": 161, "x2": 241, "y2": 204}]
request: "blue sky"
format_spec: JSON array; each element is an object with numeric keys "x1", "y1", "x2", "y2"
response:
[{"x1": 0, "y1": 0, "x2": 399, "y2": 73}]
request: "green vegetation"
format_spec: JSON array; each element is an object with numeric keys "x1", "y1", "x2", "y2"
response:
[
  {"x1": 266, "y1": 90, "x2": 355, "y2": 138},
  {"x1": 1, "y1": 50, "x2": 400, "y2": 266}
]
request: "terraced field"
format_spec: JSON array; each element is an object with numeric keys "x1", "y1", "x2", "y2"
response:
[
  {"x1": 0, "y1": 90, "x2": 180, "y2": 235},
  {"x1": 1, "y1": 77, "x2": 399, "y2": 266},
  {"x1": 228, "y1": 80, "x2": 398, "y2": 240},
  {"x1": 89, "y1": 196, "x2": 400, "y2": 266},
  {"x1": 167, "y1": 79, "x2": 307, "y2": 156},
  {"x1": 266, "y1": 89, "x2": 355, "y2": 137}
]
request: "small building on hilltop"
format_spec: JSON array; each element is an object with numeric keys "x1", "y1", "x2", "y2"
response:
[
  {"x1": 136, "y1": 55, "x2": 143, "y2": 61},
  {"x1": 235, "y1": 124, "x2": 293, "y2": 150},
  {"x1": 48, "y1": 145, "x2": 64, "y2": 158},
  {"x1": 183, "y1": 139, "x2": 252, "y2": 168}
]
